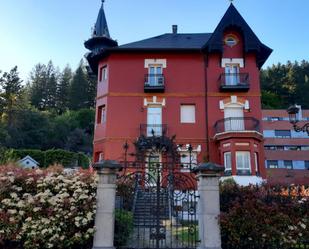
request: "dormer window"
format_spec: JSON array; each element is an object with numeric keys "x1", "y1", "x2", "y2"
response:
[{"x1": 224, "y1": 35, "x2": 238, "y2": 47}]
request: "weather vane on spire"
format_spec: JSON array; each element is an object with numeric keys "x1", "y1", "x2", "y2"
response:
[{"x1": 229, "y1": 0, "x2": 234, "y2": 3}]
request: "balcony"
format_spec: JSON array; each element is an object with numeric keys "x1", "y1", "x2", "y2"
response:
[
  {"x1": 214, "y1": 117, "x2": 260, "y2": 134},
  {"x1": 219, "y1": 73, "x2": 250, "y2": 92},
  {"x1": 140, "y1": 124, "x2": 167, "y2": 137},
  {"x1": 144, "y1": 74, "x2": 165, "y2": 93}
]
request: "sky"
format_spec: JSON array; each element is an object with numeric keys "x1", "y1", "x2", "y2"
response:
[{"x1": 0, "y1": 0, "x2": 309, "y2": 81}]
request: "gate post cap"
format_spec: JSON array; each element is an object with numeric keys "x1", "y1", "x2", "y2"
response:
[
  {"x1": 92, "y1": 160, "x2": 122, "y2": 171},
  {"x1": 193, "y1": 162, "x2": 224, "y2": 174}
]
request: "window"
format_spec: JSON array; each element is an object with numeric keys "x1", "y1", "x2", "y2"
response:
[
  {"x1": 254, "y1": 153, "x2": 259, "y2": 173},
  {"x1": 236, "y1": 151, "x2": 251, "y2": 170},
  {"x1": 268, "y1": 117, "x2": 283, "y2": 121},
  {"x1": 267, "y1": 160, "x2": 278, "y2": 169},
  {"x1": 284, "y1": 160, "x2": 293, "y2": 169},
  {"x1": 97, "y1": 105, "x2": 106, "y2": 124},
  {"x1": 225, "y1": 64, "x2": 240, "y2": 85},
  {"x1": 224, "y1": 152, "x2": 232, "y2": 171},
  {"x1": 147, "y1": 107, "x2": 162, "y2": 136},
  {"x1": 99, "y1": 66, "x2": 108, "y2": 81},
  {"x1": 285, "y1": 146, "x2": 301, "y2": 151},
  {"x1": 274, "y1": 130, "x2": 291, "y2": 138},
  {"x1": 305, "y1": 161, "x2": 309, "y2": 170},
  {"x1": 265, "y1": 146, "x2": 284, "y2": 150},
  {"x1": 180, "y1": 105, "x2": 196, "y2": 123},
  {"x1": 180, "y1": 152, "x2": 197, "y2": 172},
  {"x1": 148, "y1": 64, "x2": 163, "y2": 86},
  {"x1": 302, "y1": 146, "x2": 309, "y2": 151},
  {"x1": 224, "y1": 35, "x2": 238, "y2": 47},
  {"x1": 99, "y1": 152, "x2": 104, "y2": 162}
]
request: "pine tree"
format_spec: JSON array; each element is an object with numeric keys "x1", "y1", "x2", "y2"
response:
[
  {"x1": 69, "y1": 61, "x2": 89, "y2": 110},
  {"x1": 44, "y1": 61, "x2": 58, "y2": 111},
  {"x1": 85, "y1": 65, "x2": 97, "y2": 108},
  {"x1": 29, "y1": 63, "x2": 47, "y2": 110},
  {"x1": 0, "y1": 66, "x2": 24, "y2": 127},
  {"x1": 57, "y1": 65, "x2": 72, "y2": 114}
]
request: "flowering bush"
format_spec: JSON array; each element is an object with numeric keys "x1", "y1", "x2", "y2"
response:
[
  {"x1": 220, "y1": 182, "x2": 309, "y2": 249},
  {"x1": 0, "y1": 164, "x2": 96, "y2": 249}
]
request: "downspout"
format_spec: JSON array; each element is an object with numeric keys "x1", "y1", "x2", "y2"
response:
[{"x1": 203, "y1": 52, "x2": 210, "y2": 162}]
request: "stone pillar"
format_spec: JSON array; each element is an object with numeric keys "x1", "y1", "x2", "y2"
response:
[
  {"x1": 92, "y1": 160, "x2": 122, "y2": 249},
  {"x1": 194, "y1": 162, "x2": 224, "y2": 249}
]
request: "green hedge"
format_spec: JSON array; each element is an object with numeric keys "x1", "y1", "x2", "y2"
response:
[
  {"x1": 114, "y1": 209, "x2": 134, "y2": 247},
  {"x1": 2, "y1": 149, "x2": 90, "y2": 168}
]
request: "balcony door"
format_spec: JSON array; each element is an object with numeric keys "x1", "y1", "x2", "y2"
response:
[
  {"x1": 147, "y1": 107, "x2": 162, "y2": 136},
  {"x1": 224, "y1": 105, "x2": 244, "y2": 131},
  {"x1": 225, "y1": 64, "x2": 239, "y2": 85},
  {"x1": 149, "y1": 64, "x2": 163, "y2": 86}
]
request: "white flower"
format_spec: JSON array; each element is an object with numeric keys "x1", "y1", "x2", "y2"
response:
[
  {"x1": 8, "y1": 209, "x2": 17, "y2": 214},
  {"x1": 10, "y1": 192, "x2": 18, "y2": 199},
  {"x1": 33, "y1": 207, "x2": 41, "y2": 212},
  {"x1": 299, "y1": 223, "x2": 306, "y2": 229}
]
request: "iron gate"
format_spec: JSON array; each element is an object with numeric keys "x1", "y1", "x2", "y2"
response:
[{"x1": 116, "y1": 135, "x2": 199, "y2": 249}]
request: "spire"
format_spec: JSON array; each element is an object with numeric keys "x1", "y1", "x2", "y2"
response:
[
  {"x1": 84, "y1": 1, "x2": 118, "y2": 74},
  {"x1": 93, "y1": 0, "x2": 110, "y2": 38}
]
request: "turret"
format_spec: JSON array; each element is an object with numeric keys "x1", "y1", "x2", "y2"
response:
[{"x1": 84, "y1": 0, "x2": 117, "y2": 73}]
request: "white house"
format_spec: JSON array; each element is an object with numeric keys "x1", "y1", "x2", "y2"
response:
[{"x1": 18, "y1": 155, "x2": 39, "y2": 169}]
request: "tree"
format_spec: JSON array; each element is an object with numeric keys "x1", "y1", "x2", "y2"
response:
[
  {"x1": 261, "y1": 60, "x2": 309, "y2": 109},
  {"x1": 29, "y1": 61, "x2": 58, "y2": 111},
  {"x1": 29, "y1": 63, "x2": 47, "y2": 110},
  {"x1": 0, "y1": 66, "x2": 24, "y2": 127},
  {"x1": 57, "y1": 65, "x2": 72, "y2": 114},
  {"x1": 85, "y1": 66, "x2": 97, "y2": 108},
  {"x1": 5, "y1": 108, "x2": 51, "y2": 149},
  {"x1": 69, "y1": 61, "x2": 89, "y2": 110},
  {"x1": 44, "y1": 61, "x2": 58, "y2": 111}
]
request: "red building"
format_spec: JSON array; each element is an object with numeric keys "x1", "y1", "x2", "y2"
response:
[
  {"x1": 85, "y1": 3, "x2": 272, "y2": 185},
  {"x1": 262, "y1": 108, "x2": 309, "y2": 184}
]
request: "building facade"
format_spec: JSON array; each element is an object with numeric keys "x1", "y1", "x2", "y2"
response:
[
  {"x1": 85, "y1": 3, "x2": 273, "y2": 185},
  {"x1": 262, "y1": 108, "x2": 309, "y2": 184}
]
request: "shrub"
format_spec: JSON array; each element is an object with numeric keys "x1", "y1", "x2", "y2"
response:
[
  {"x1": 114, "y1": 209, "x2": 134, "y2": 247},
  {"x1": 2, "y1": 149, "x2": 90, "y2": 168},
  {"x1": 220, "y1": 184, "x2": 309, "y2": 249},
  {"x1": 45, "y1": 149, "x2": 77, "y2": 168},
  {"x1": 0, "y1": 164, "x2": 96, "y2": 249},
  {"x1": 3, "y1": 149, "x2": 46, "y2": 166},
  {"x1": 78, "y1": 152, "x2": 90, "y2": 169}
]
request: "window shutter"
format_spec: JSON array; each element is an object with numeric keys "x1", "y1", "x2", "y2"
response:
[{"x1": 181, "y1": 105, "x2": 196, "y2": 123}]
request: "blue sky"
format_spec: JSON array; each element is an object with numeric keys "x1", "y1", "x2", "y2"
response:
[{"x1": 0, "y1": 0, "x2": 309, "y2": 80}]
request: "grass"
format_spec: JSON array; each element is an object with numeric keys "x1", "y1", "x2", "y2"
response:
[{"x1": 173, "y1": 225, "x2": 198, "y2": 243}]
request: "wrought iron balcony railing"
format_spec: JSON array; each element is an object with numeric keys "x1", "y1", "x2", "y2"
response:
[
  {"x1": 144, "y1": 74, "x2": 165, "y2": 93},
  {"x1": 214, "y1": 117, "x2": 260, "y2": 134},
  {"x1": 219, "y1": 73, "x2": 250, "y2": 92},
  {"x1": 140, "y1": 124, "x2": 167, "y2": 137}
]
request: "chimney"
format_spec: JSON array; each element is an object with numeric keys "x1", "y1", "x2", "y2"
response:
[{"x1": 172, "y1": 25, "x2": 178, "y2": 34}]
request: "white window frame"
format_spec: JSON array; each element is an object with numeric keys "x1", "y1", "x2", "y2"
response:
[
  {"x1": 180, "y1": 151, "x2": 197, "y2": 172},
  {"x1": 236, "y1": 151, "x2": 251, "y2": 171},
  {"x1": 254, "y1": 152, "x2": 258, "y2": 173},
  {"x1": 225, "y1": 63, "x2": 240, "y2": 86},
  {"x1": 99, "y1": 65, "x2": 108, "y2": 82},
  {"x1": 99, "y1": 152, "x2": 104, "y2": 162},
  {"x1": 147, "y1": 64, "x2": 163, "y2": 86},
  {"x1": 224, "y1": 152, "x2": 232, "y2": 171},
  {"x1": 180, "y1": 105, "x2": 196, "y2": 124},
  {"x1": 102, "y1": 66, "x2": 108, "y2": 81}
]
